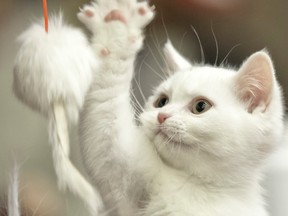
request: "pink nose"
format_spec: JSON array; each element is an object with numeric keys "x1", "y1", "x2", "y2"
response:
[{"x1": 158, "y1": 113, "x2": 170, "y2": 124}]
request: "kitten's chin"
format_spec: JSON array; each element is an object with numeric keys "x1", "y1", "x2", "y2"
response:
[
  {"x1": 153, "y1": 133, "x2": 191, "y2": 170},
  {"x1": 153, "y1": 131, "x2": 192, "y2": 157}
]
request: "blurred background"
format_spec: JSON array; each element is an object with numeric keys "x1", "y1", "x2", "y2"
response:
[{"x1": 0, "y1": 0, "x2": 287, "y2": 215}]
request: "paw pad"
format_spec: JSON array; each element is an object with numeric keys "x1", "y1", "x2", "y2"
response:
[
  {"x1": 138, "y1": 7, "x2": 147, "y2": 16},
  {"x1": 84, "y1": 9, "x2": 94, "y2": 18},
  {"x1": 104, "y1": 9, "x2": 127, "y2": 23},
  {"x1": 100, "y1": 48, "x2": 110, "y2": 57}
]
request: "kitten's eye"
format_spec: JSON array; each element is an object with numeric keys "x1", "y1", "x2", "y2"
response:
[
  {"x1": 154, "y1": 95, "x2": 169, "y2": 108},
  {"x1": 191, "y1": 99, "x2": 212, "y2": 114}
]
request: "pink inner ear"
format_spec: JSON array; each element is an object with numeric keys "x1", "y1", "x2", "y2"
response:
[{"x1": 236, "y1": 51, "x2": 274, "y2": 113}]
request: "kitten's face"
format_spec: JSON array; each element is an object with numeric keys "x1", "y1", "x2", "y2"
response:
[{"x1": 140, "y1": 54, "x2": 283, "y2": 176}]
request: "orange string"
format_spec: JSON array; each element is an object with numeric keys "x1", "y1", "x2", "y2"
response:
[{"x1": 42, "y1": 0, "x2": 48, "y2": 33}]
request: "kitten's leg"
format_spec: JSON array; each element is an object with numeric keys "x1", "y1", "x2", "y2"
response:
[{"x1": 79, "y1": 1, "x2": 154, "y2": 215}]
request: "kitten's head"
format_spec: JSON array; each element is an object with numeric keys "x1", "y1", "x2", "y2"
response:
[{"x1": 140, "y1": 41, "x2": 284, "y2": 182}]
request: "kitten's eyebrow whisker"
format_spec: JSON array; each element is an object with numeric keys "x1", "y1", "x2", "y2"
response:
[
  {"x1": 148, "y1": 14, "x2": 170, "y2": 80},
  {"x1": 179, "y1": 31, "x2": 188, "y2": 54},
  {"x1": 133, "y1": 78, "x2": 146, "y2": 104},
  {"x1": 160, "y1": 12, "x2": 169, "y2": 44},
  {"x1": 146, "y1": 42, "x2": 166, "y2": 76},
  {"x1": 136, "y1": 51, "x2": 149, "y2": 97},
  {"x1": 151, "y1": 20, "x2": 165, "y2": 57},
  {"x1": 130, "y1": 96, "x2": 142, "y2": 112},
  {"x1": 190, "y1": 25, "x2": 205, "y2": 64},
  {"x1": 130, "y1": 91, "x2": 143, "y2": 110},
  {"x1": 131, "y1": 91, "x2": 144, "y2": 113},
  {"x1": 210, "y1": 21, "x2": 219, "y2": 66},
  {"x1": 148, "y1": 24, "x2": 166, "y2": 73},
  {"x1": 220, "y1": 43, "x2": 242, "y2": 66},
  {"x1": 158, "y1": 13, "x2": 176, "y2": 79},
  {"x1": 144, "y1": 62, "x2": 166, "y2": 81}
]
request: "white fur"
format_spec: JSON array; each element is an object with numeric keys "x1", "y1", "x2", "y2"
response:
[
  {"x1": 78, "y1": 1, "x2": 285, "y2": 216},
  {"x1": 13, "y1": 13, "x2": 97, "y2": 123}
]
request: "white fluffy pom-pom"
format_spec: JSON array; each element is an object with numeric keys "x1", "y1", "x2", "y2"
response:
[
  {"x1": 13, "y1": 13, "x2": 103, "y2": 215},
  {"x1": 13, "y1": 13, "x2": 97, "y2": 123}
]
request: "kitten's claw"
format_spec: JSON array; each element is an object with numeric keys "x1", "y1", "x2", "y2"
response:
[{"x1": 150, "y1": 5, "x2": 156, "y2": 12}]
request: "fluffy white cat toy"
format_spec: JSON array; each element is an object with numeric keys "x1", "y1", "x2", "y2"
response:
[
  {"x1": 77, "y1": 0, "x2": 285, "y2": 215},
  {"x1": 13, "y1": 13, "x2": 102, "y2": 215}
]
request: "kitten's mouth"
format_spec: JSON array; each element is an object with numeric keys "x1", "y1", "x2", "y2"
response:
[{"x1": 155, "y1": 130, "x2": 191, "y2": 149}]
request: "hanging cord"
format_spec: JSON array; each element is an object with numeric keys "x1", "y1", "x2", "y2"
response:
[{"x1": 42, "y1": 0, "x2": 49, "y2": 33}]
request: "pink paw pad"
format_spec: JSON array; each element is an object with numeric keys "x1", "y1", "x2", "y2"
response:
[
  {"x1": 138, "y1": 7, "x2": 147, "y2": 16},
  {"x1": 100, "y1": 48, "x2": 110, "y2": 57},
  {"x1": 84, "y1": 9, "x2": 94, "y2": 18},
  {"x1": 104, "y1": 10, "x2": 127, "y2": 23}
]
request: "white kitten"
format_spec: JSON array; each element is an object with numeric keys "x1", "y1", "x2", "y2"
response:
[{"x1": 78, "y1": 1, "x2": 285, "y2": 215}]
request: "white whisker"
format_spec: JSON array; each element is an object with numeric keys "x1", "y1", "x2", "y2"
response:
[
  {"x1": 136, "y1": 51, "x2": 149, "y2": 98},
  {"x1": 133, "y1": 77, "x2": 146, "y2": 104},
  {"x1": 190, "y1": 25, "x2": 205, "y2": 64},
  {"x1": 130, "y1": 91, "x2": 144, "y2": 113},
  {"x1": 160, "y1": 12, "x2": 169, "y2": 43},
  {"x1": 220, "y1": 43, "x2": 242, "y2": 66},
  {"x1": 144, "y1": 62, "x2": 166, "y2": 81},
  {"x1": 210, "y1": 21, "x2": 219, "y2": 66},
  {"x1": 179, "y1": 31, "x2": 188, "y2": 54},
  {"x1": 146, "y1": 42, "x2": 166, "y2": 76}
]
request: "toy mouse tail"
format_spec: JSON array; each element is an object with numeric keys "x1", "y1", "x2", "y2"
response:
[
  {"x1": 49, "y1": 101, "x2": 103, "y2": 215},
  {"x1": 8, "y1": 165, "x2": 20, "y2": 216}
]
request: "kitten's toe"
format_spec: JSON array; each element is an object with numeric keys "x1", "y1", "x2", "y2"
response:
[
  {"x1": 100, "y1": 47, "x2": 111, "y2": 57},
  {"x1": 77, "y1": 5, "x2": 95, "y2": 20},
  {"x1": 77, "y1": 4, "x2": 102, "y2": 33},
  {"x1": 84, "y1": 9, "x2": 94, "y2": 18},
  {"x1": 133, "y1": 2, "x2": 155, "y2": 28}
]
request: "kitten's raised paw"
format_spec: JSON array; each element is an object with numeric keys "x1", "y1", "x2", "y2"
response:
[{"x1": 79, "y1": 0, "x2": 155, "y2": 59}]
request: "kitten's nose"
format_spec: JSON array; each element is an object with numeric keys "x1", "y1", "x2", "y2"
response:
[{"x1": 158, "y1": 113, "x2": 170, "y2": 124}]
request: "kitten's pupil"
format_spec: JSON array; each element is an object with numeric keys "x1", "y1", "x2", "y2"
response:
[
  {"x1": 155, "y1": 95, "x2": 169, "y2": 108},
  {"x1": 191, "y1": 99, "x2": 212, "y2": 114},
  {"x1": 196, "y1": 101, "x2": 206, "y2": 112},
  {"x1": 158, "y1": 97, "x2": 168, "y2": 107}
]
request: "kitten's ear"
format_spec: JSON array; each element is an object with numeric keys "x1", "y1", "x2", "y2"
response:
[
  {"x1": 163, "y1": 40, "x2": 192, "y2": 74},
  {"x1": 235, "y1": 51, "x2": 275, "y2": 113}
]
